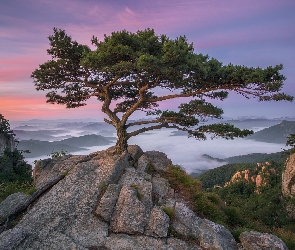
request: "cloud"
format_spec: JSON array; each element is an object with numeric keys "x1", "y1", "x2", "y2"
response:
[
  {"x1": 129, "y1": 127, "x2": 285, "y2": 173},
  {"x1": 0, "y1": 56, "x2": 43, "y2": 82},
  {"x1": 0, "y1": 0, "x2": 294, "y2": 121},
  {"x1": 0, "y1": 93, "x2": 106, "y2": 121}
]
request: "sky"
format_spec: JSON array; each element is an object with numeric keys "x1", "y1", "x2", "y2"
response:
[{"x1": 1, "y1": 0, "x2": 295, "y2": 121}]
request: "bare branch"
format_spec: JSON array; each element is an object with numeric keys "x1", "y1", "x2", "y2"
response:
[
  {"x1": 126, "y1": 119, "x2": 162, "y2": 128},
  {"x1": 127, "y1": 123, "x2": 166, "y2": 138},
  {"x1": 104, "y1": 118, "x2": 113, "y2": 126},
  {"x1": 146, "y1": 87, "x2": 221, "y2": 102},
  {"x1": 105, "y1": 74, "x2": 121, "y2": 88},
  {"x1": 127, "y1": 122, "x2": 190, "y2": 139}
]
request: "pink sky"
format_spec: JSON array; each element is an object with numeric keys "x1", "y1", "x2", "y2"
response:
[{"x1": 1, "y1": 0, "x2": 294, "y2": 121}]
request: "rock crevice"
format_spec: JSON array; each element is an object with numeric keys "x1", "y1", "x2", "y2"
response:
[{"x1": 0, "y1": 145, "x2": 288, "y2": 250}]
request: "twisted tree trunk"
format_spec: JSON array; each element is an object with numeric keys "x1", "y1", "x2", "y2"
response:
[{"x1": 115, "y1": 125, "x2": 128, "y2": 153}]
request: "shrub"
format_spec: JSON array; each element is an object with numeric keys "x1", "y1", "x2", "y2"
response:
[
  {"x1": 162, "y1": 206, "x2": 175, "y2": 220},
  {"x1": 193, "y1": 193, "x2": 225, "y2": 222},
  {"x1": 0, "y1": 149, "x2": 32, "y2": 183},
  {"x1": 165, "y1": 165, "x2": 226, "y2": 222},
  {"x1": 207, "y1": 193, "x2": 222, "y2": 205},
  {"x1": 100, "y1": 183, "x2": 108, "y2": 191},
  {"x1": 223, "y1": 206, "x2": 244, "y2": 227},
  {"x1": 130, "y1": 184, "x2": 143, "y2": 200},
  {"x1": 166, "y1": 165, "x2": 201, "y2": 198},
  {"x1": 275, "y1": 228, "x2": 295, "y2": 250},
  {"x1": 230, "y1": 227, "x2": 250, "y2": 242},
  {"x1": 0, "y1": 181, "x2": 35, "y2": 202},
  {"x1": 49, "y1": 149, "x2": 67, "y2": 158},
  {"x1": 0, "y1": 125, "x2": 34, "y2": 201}
]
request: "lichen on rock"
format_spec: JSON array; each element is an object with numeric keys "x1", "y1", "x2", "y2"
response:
[
  {"x1": 0, "y1": 145, "x2": 288, "y2": 249},
  {"x1": 239, "y1": 231, "x2": 289, "y2": 250}
]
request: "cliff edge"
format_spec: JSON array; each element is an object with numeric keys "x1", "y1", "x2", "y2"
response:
[
  {"x1": 0, "y1": 133, "x2": 15, "y2": 155},
  {"x1": 282, "y1": 153, "x2": 295, "y2": 198}
]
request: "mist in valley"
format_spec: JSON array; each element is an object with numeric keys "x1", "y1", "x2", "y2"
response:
[{"x1": 11, "y1": 118, "x2": 293, "y2": 174}]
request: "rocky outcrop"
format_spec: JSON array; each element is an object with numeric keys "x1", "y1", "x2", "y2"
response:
[
  {"x1": 145, "y1": 150, "x2": 172, "y2": 171},
  {"x1": 282, "y1": 153, "x2": 295, "y2": 197},
  {"x1": 224, "y1": 162, "x2": 277, "y2": 192},
  {"x1": 0, "y1": 133, "x2": 15, "y2": 155},
  {"x1": 282, "y1": 153, "x2": 295, "y2": 220},
  {"x1": 0, "y1": 145, "x2": 287, "y2": 249},
  {"x1": 239, "y1": 231, "x2": 288, "y2": 250}
]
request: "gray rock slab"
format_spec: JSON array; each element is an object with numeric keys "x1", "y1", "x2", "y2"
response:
[
  {"x1": 152, "y1": 176, "x2": 170, "y2": 199},
  {"x1": 145, "y1": 206, "x2": 170, "y2": 237},
  {"x1": 105, "y1": 234, "x2": 166, "y2": 250},
  {"x1": 110, "y1": 185, "x2": 149, "y2": 234},
  {"x1": 137, "y1": 153, "x2": 151, "y2": 172},
  {"x1": 173, "y1": 202, "x2": 202, "y2": 237},
  {"x1": 33, "y1": 155, "x2": 83, "y2": 188},
  {"x1": 0, "y1": 145, "x2": 246, "y2": 249},
  {"x1": 167, "y1": 237, "x2": 202, "y2": 250},
  {"x1": 118, "y1": 168, "x2": 153, "y2": 210},
  {"x1": 240, "y1": 231, "x2": 288, "y2": 250},
  {"x1": 198, "y1": 219, "x2": 238, "y2": 250},
  {"x1": 94, "y1": 183, "x2": 121, "y2": 222},
  {"x1": 0, "y1": 192, "x2": 28, "y2": 218},
  {"x1": 0, "y1": 228, "x2": 27, "y2": 250},
  {"x1": 145, "y1": 151, "x2": 172, "y2": 171},
  {"x1": 0, "y1": 148, "x2": 129, "y2": 249},
  {"x1": 65, "y1": 214, "x2": 108, "y2": 248},
  {"x1": 119, "y1": 167, "x2": 152, "y2": 186},
  {"x1": 25, "y1": 231, "x2": 88, "y2": 250},
  {"x1": 127, "y1": 145, "x2": 144, "y2": 162}
]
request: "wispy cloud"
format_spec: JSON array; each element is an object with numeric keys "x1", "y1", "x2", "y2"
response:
[{"x1": 0, "y1": 0, "x2": 294, "y2": 120}]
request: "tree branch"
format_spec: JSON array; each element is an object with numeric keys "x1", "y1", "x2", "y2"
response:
[
  {"x1": 121, "y1": 83, "x2": 150, "y2": 124},
  {"x1": 127, "y1": 121, "x2": 190, "y2": 138},
  {"x1": 127, "y1": 123, "x2": 166, "y2": 138},
  {"x1": 105, "y1": 74, "x2": 121, "y2": 88},
  {"x1": 101, "y1": 88, "x2": 120, "y2": 126},
  {"x1": 104, "y1": 118, "x2": 113, "y2": 126},
  {"x1": 126, "y1": 119, "x2": 162, "y2": 128},
  {"x1": 146, "y1": 87, "x2": 222, "y2": 102}
]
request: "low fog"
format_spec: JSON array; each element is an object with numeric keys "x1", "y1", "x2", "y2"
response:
[{"x1": 11, "y1": 118, "x2": 292, "y2": 174}]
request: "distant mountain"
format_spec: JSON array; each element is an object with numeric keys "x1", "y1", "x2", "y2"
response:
[
  {"x1": 55, "y1": 134, "x2": 114, "y2": 147},
  {"x1": 14, "y1": 129, "x2": 71, "y2": 141},
  {"x1": 193, "y1": 151, "x2": 289, "y2": 184},
  {"x1": 170, "y1": 118, "x2": 283, "y2": 137},
  {"x1": 78, "y1": 130, "x2": 115, "y2": 136},
  {"x1": 17, "y1": 134, "x2": 114, "y2": 158},
  {"x1": 246, "y1": 120, "x2": 295, "y2": 144},
  {"x1": 222, "y1": 118, "x2": 280, "y2": 130},
  {"x1": 13, "y1": 125, "x2": 36, "y2": 130},
  {"x1": 17, "y1": 140, "x2": 86, "y2": 158},
  {"x1": 81, "y1": 122, "x2": 114, "y2": 131},
  {"x1": 202, "y1": 151, "x2": 288, "y2": 164},
  {"x1": 201, "y1": 154, "x2": 225, "y2": 163}
]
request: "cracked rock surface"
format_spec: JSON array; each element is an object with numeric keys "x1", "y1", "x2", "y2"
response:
[{"x1": 0, "y1": 145, "x2": 288, "y2": 250}]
